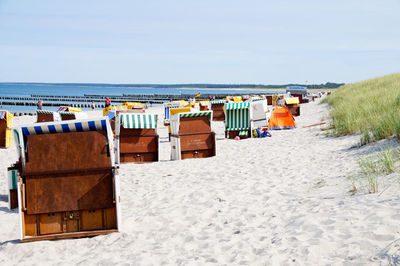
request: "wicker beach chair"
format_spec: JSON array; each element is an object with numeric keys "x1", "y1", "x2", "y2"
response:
[
  {"x1": 13, "y1": 117, "x2": 120, "y2": 242},
  {"x1": 170, "y1": 111, "x2": 216, "y2": 160}
]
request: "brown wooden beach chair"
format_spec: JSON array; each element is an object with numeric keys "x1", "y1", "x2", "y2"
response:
[
  {"x1": 170, "y1": 111, "x2": 216, "y2": 160},
  {"x1": 13, "y1": 118, "x2": 120, "y2": 242},
  {"x1": 114, "y1": 111, "x2": 159, "y2": 163},
  {"x1": 210, "y1": 100, "x2": 227, "y2": 121}
]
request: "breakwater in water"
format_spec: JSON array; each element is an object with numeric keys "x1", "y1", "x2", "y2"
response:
[{"x1": 0, "y1": 92, "x2": 283, "y2": 115}]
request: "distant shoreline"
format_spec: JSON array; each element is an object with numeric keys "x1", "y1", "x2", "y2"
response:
[{"x1": 0, "y1": 82, "x2": 343, "y2": 90}]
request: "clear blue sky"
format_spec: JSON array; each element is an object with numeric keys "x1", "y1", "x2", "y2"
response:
[{"x1": 0, "y1": 0, "x2": 399, "y2": 84}]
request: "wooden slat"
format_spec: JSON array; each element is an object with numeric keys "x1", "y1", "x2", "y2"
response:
[
  {"x1": 120, "y1": 135, "x2": 158, "y2": 153},
  {"x1": 20, "y1": 229, "x2": 118, "y2": 242}
]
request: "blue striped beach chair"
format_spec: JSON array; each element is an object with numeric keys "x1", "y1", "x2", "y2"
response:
[
  {"x1": 13, "y1": 118, "x2": 121, "y2": 242},
  {"x1": 163, "y1": 102, "x2": 182, "y2": 125}
]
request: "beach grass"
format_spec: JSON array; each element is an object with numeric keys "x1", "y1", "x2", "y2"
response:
[
  {"x1": 324, "y1": 73, "x2": 400, "y2": 144},
  {"x1": 351, "y1": 146, "x2": 399, "y2": 194}
]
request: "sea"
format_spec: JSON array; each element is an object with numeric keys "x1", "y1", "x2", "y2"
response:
[{"x1": 0, "y1": 83, "x2": 284, "y2": 113}]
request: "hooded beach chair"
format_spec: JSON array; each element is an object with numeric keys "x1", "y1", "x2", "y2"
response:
[
  {"x1": 36, "y1": 110, "x2": 61, "y2": 123},
  {"x1": 122, "y1": 102, "x2": 145, "y2": 110},
  {"x1": 59, "y1": 112, "x2": 88, "y2": 121},
  {"x1": 224, "y1": 102, "x2": 251, "y2": 139},
  {"x1": 285, "y1": 97, "x2": 300, "y2": 116},
  {"x1": 286, "y1": 86, "x2": 307, "y2": 103},
  {"x1": 0, "y1": 110, "x2": 13, "y2": 148},
  {"x1": 13, "y1": 118, "x2": 120, "y2": 242},
  {"x1": 113, "y1": 111, "x2": 159, "y2": 163},
  {"x1": 250, "y1": 100, "x2": 269, "y2": 129},
  {"x1": 57, "y1": 106, "x2": 87, "y2": 121},
  {"x1": 103, "y1": 105, "x2": 128, "y2": 116},
  {"x1": 163, "y1": 101, "x2": 184, "y2": 126},
  {"x1": 268, "y1": 106, "x2": 296, "y2": 130},
  {"x1": 210, "y1": 100, "x2": 228, "y2": 121},
  {"x1": 170, "y1": 111, "x2": 216, "y2": 160}
]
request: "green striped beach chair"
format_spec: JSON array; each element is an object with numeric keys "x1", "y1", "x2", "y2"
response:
[
  {"x1": 115, "y1": 112, "x2": 159, "y2": 163},
  {"x1": 224, "y1": 102, "x2": 251, "y2": 139},
  {"x1": 170, "y1": 111, "x2": 216, "y2": 160}
]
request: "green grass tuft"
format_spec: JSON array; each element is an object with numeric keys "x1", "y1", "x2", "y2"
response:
[{"x1": 325, "y1": 73, "x2": 400, "y2": 143}]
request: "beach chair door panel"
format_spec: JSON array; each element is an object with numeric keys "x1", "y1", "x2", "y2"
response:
[
  {"x1": 25, "y1": 170, "x2": 114, "y2": 215},
  {"x1": 179, "y1": 132, "x2": 215, "y2": 159},
  {"x1": 39, "y1": 213, "x2": 64, "y2": 235},
  {"x1": 119, "y1": 128, "x2": 158, "y2": 163}
]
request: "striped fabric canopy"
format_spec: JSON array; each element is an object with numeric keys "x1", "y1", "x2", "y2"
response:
[
  {"x1": 225, "y1": 104, "x2": 250, "y2": 131},
  {"x1": 57, "y1": 106, "x2": 69, "y2": 112},
  {"x1": 110, "y1": 106, "x2": 128, "y2": 111},
  {"x1": 210, "y1": 100, "x2": 227, "y2": 104},
  {"x1": 21, "y1": 119, "x2": 108, "y2": 136},
  {"x1": 179, "y1": 111, "x2": 212, "y2": 120},
  {"x1": 0, "y1": 110, "x2": 8, "y2": 119},
  {"x1": 239, "y1": 130, "x2": 248, "y2": 136},
  {"x1": 59, "y1": 112, "x2": 76, "y2": 116},
  {"x1": 36, "y1": 110, "x2": 56, "y2": 114},
  {"x1": 120, "y1": 113, "x2": 157, "y2": 129},
  {"x1": 251, "y1": 97, "x2": 265, "y2": 102},
  {"x1": 225, "y1": 102, "x2": 250, "y2": 110},
  {"x1": 57, "y1": 106, "x2": 82, "y2": 112}
]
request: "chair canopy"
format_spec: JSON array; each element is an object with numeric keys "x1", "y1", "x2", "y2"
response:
[
  {"x1": 120, "y1": 113, "x2": 157, "y2": 129},
  {"x1": 225, "y1": 102, "x2": 250, "y2": 131}
]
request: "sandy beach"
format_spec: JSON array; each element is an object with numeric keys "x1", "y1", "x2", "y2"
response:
[{"x1": 1, "y1": 99, "x2": 400, "y2": 265}]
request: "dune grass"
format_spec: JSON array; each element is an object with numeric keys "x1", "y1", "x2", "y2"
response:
[
  {"x1": 349, "y1": 146, "x2": 399, "y2": 194},
  {"x1": 324, "y1": 73, "x2": 400, "y2": 144}
]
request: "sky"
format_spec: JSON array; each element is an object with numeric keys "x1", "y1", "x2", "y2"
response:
[{"x1": 0, "y1": 0, "x2": 399, "y2": 84}]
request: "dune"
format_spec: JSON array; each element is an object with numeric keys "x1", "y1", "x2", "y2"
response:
[{"x1": 0, "y1": 99, "x2": 399, "y2": 265}]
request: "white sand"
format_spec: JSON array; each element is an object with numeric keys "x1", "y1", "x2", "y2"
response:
[{"x1": 1, "y1": 100, "x2": 400, "y2": 265}]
